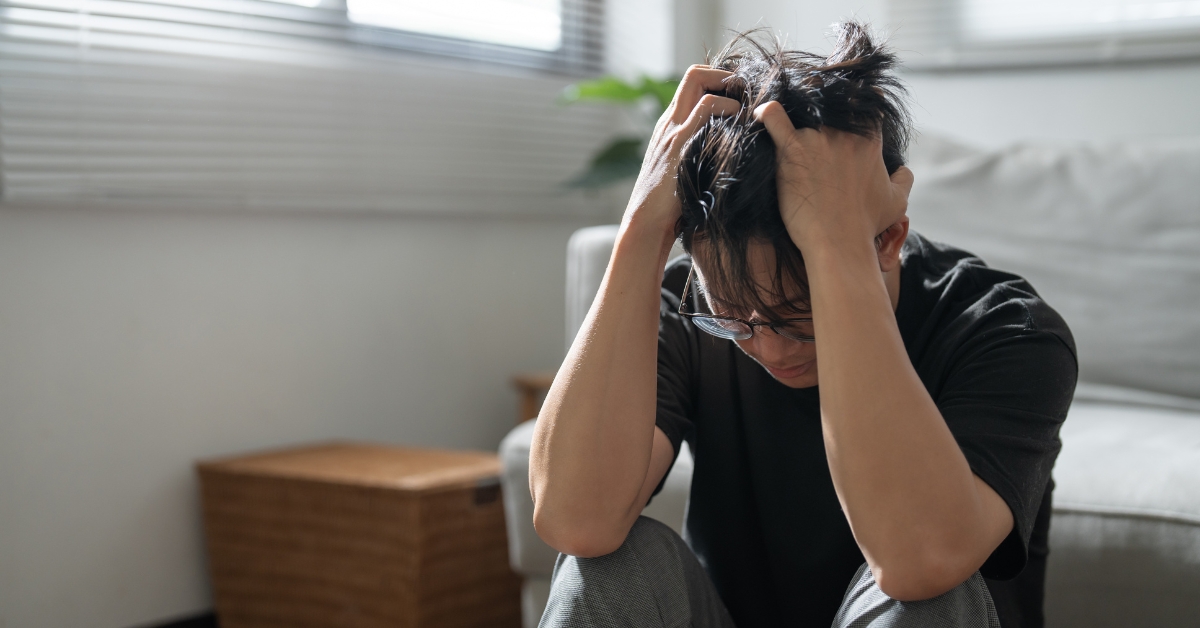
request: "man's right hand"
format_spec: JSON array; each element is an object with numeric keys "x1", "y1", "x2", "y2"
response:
[{"x1": 623, "y1": 66, "x2": 740, "y2": 238}]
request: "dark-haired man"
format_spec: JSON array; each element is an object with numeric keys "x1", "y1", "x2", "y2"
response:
[{"x1": 530, "y1": 23, "x2": 1075, "y2": 628}]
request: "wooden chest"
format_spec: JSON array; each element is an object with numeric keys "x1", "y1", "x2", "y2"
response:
[{"x1": 197, "y1": 442, "x2": 522, "y2": 628}]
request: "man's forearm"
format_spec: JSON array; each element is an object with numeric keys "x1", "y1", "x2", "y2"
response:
[
  {"x1": 529, "y1": 215, "x2": 676, "y2": 557},
  {"x1": 530, "y1": 64, "x2": 738, "y2": 558},
  {"x1": 803, "y1": 237, "x2": 1010, "y2": 599}
]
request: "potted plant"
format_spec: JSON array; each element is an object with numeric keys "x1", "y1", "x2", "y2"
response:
[{"x1": 560, "y1": 75, "x2": 680, "y2": 188}]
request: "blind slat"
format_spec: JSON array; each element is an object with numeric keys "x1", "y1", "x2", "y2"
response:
[{"x1": 0, "y1": 0, "x2": 617, "y2": 215}]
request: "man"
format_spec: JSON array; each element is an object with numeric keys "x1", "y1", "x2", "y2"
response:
[{"x1": 529, "y1": 22, "x2": 1075, "y2": 628}]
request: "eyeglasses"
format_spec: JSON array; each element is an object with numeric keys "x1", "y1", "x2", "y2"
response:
[{"x1": 677, "y1": 265, "x2": 815, "y2": 343}]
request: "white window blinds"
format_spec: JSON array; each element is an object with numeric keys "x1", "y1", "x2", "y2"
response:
[
  {"x1": 889, "y1": 0, "x2": 1200, "y2": 69},
  {"x1": 0, "y1": 0, "x2": 612, "y2": 215},
  {"x1": 346, "y1": 0, "x2": 564, "y2": 51}
]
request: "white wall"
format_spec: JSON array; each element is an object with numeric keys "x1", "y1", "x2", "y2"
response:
[
  {"x1": 723, "y1": 0, "x2": 1200, "y2": 147},
  {"x1": 608, "y1": 0, "x2": 723, "y2": 78},
  {"x1": 0, "y1": 206, "x2": 600, "y2": 628}
]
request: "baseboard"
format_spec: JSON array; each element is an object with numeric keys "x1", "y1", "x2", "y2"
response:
[{"x1": 136, "y1": 611, "x2": 218, "y2": 628}]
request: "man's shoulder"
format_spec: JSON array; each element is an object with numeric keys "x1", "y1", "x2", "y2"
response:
[
  {"x1": 901, "y1": 231, "x2": 1075, "y2": 353},
  {"x1": 905, "y1": 231, "x2": 1039, "y2": 311},
  {"x1": 902, "y1": 231, "x2": 1006, "y2": 293}
]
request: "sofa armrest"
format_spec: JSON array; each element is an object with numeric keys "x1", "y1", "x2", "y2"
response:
[{"x1": 500, "y1": 420, "x2": 562, "y2": 577}]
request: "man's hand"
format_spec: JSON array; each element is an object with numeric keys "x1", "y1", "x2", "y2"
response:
[
  {"x1": 753, "y1": 101, "x2": 913, "y2": 252},
  {"x1": 623, "y1": 66, "x2": 740, "y2": 238}
]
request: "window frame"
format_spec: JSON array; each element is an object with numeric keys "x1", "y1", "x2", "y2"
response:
[
  {"x1": 343, "y1": 0, "x2": 604, "y2": 76},
  {"x1": 889, "y1": 0, "x2": 1200, "y2": 70}
]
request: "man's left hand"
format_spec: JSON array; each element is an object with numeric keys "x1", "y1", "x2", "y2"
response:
[{"x1": 753, "y1": 101, "x2": 914, "y2": 253}]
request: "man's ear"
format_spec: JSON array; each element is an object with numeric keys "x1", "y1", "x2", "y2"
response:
[{"x1": 877, "y1": 218, "x2": 910, "y2": 273}]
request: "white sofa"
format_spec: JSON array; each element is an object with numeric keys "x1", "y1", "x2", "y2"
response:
[{"x1": 499, "y1": 136, "x2": 1200, "y2": 627}]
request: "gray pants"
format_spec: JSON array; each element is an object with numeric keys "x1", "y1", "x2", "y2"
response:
[{"x1": 540, "y1": 517, "x2": 1001, "y2": 628}]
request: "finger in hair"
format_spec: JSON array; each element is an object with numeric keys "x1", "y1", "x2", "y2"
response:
[
  {"x1": 751, "y1": 101, "x2": 795, "y2": 146},
  {"x1": 672, "y1": 67, "x2": 735, "y2": 122},
  {"x1": 680, "y1": 94, "x2": 743, "y2": 135}
]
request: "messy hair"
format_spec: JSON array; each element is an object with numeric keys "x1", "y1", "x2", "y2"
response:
[{"x1": 676, "y1": 22, "x2": 911, "y2": 317}]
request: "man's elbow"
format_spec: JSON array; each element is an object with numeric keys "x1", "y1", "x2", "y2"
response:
[
  {"x1": 871, "y1": 553, "x2": 980, "y2": 602},
  {"x1": 531, "y1": 504, "x2": 629, "y2": 558}
]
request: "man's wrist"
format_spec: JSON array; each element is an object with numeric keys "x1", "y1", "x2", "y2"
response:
[
  {"x1": 787, "y1": 220, "x2": 877, "y2": 266},
  {"x1": 620, "y1": 207, "x2": 679, "y2": 258}
]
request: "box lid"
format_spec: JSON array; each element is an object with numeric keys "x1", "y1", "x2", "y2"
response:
[{"x1": 197, "y1": 442, "x2": 500, "y2": 493}]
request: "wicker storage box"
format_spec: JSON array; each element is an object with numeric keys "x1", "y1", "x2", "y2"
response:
[{"x1": 197, "y1": 442, "x2": 522, "y2": 628}]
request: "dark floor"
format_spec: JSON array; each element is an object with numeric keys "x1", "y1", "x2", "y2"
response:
[{"x1": 141, "y1": 612, "x2": 217, "y2": 628}]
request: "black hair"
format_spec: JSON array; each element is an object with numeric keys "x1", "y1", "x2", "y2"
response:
[{"x1": 676, "y1": 21, "x2": 911, "y2": 317}]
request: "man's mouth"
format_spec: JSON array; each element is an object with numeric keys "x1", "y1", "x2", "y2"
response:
[{"x1": 763, "y1": 359, "x2": 814, "y2": 379}]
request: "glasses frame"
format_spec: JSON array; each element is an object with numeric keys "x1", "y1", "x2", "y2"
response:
[{"x1": 677, "y1": 265, "x2": 815, "y2": 343}]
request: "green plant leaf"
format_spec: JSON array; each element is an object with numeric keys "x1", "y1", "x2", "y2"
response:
[
  {"x1": 558, "y1": 76, "x2": 679, "y2": 188},
  {"x1": 567, "y1": 137, "x2": 644, "y2": 188},
  {"x1": 558, "y1": 76, "x2": 643, "y2": 105},
  {"x1": 590, "y1": 137, "x2": 644, "y2": 166},
  {"x1": 558, "y1": 75, "x2": 681, "y2": 110},
  {"x1": 639, "y1": 76, "x2": 680, "y2": 112}
]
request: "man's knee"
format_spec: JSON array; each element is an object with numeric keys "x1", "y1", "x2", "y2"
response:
[
  {"x1": 541, "y1": 517, "x2": 689, "y2": 628},
  {"x1": 551, "y1": 517, "x2": 685, "y2": 580},
  {"x1": 833, "y1": 564, "x2": 1001, "y2": 628},
  {"x1": 625, "y1": 516, "x2": 690, "y2": 562}
]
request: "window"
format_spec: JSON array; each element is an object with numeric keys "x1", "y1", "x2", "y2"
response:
[
  {"x1": 889, "y1": 0, "x2": 1200, "y2": 69},
  {"x1": 0, "y1": 0, "x2": 612, "y2": 213},
  {"x1": 0, "y1": 0, "x2": 601, "y2": 73},
  {"x1": 343, "y1": 0, "x2": 598, "y2": 71},
  {"x1": 347, "y1": 0, "x2": 562, "y2": 51}
]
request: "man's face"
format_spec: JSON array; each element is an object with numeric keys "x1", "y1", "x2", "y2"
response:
[{"x1": 692, "y1": 240, "x2": 819, "y2": 389}]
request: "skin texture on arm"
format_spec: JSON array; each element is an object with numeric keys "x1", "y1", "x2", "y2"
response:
[
  {"x1": 528, "y1": 67, "x2": 741, "y2": 558},
  {"x1": 753, "y1": 102, "x2": 1014, "y2": 600}
]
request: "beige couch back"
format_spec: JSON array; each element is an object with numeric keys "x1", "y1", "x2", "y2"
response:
[{"x1": 908, "y1": 135, "x2": 1200, "y2": 401}]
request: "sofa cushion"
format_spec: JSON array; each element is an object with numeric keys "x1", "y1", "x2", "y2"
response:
[
  {"x1": 1046, "y1": 400, "x2": 1200, "y2": 626},
  {"x1": 907, "y1": 136, "x2": 1200, "y2": 399}
]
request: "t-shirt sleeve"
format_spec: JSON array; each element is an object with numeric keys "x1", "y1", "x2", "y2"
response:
[
  {"x1": 936, "y1": 302, "x2": 1077, "y2": 580},
  {"x1": 653, "y1": 283, "x2": 697, "y2": 497}
]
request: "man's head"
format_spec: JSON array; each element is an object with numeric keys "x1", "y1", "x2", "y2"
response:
[{"x1": 674, "y1": 22, "x2": 912, "y2": 387}]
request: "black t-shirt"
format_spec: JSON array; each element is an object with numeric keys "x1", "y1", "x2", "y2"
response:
[{"x1": 653, "y1": 232, "x2": 1077, "y2": 628}]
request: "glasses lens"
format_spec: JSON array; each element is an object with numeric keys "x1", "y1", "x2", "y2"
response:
[
  {"x1": 691, "y1": 315, "x2": 752, "y2": 340},
  {"x1": 773, "y1": 321, "x2": 815, "y2": 343}
]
